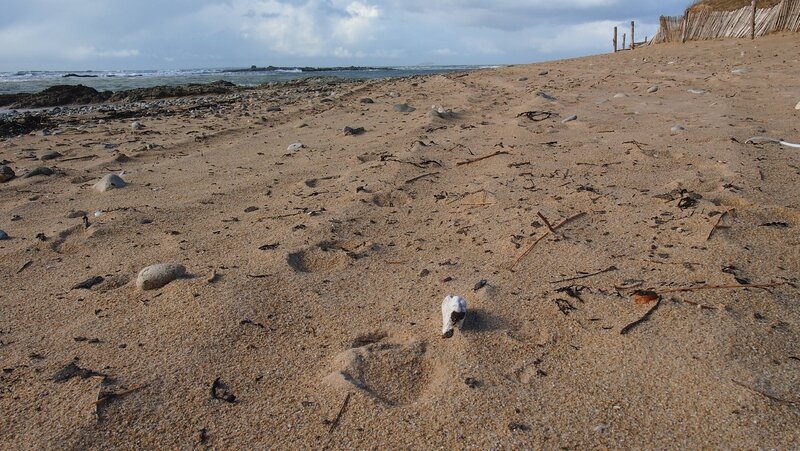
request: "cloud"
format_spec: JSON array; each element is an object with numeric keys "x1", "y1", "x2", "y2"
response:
[{"x1": 193, "y1": 0, "x2": 382, "y2": 57}]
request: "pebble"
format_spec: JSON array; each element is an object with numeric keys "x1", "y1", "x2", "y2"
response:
[
  {"x1": 613, "y1": 93, "x2": 628, "y2": 98},
  {"x1": 536, "y1": 91, "x2": 557, "y2": 101},
  {"x1": 136, "y1": 263, "x2": 186, "y2": 290},
  {"x1": 0, "y1": 230, "x2": 8, "y2": 240},
  {"x1": 731, "y1": 68, "x2": 748, "y2": 75},
  {"x1": 343, "y1": 126, "x2": 365, "y2": 136},
  {"x1": 688, "y1": 89, "x2": 705, "y2": 94},
  {"x1": 388, "y1": 91, "x2": 400, "y2": 98},
  {"x1": 561, "y1": 115, "x2": 578, "y2": 124},
  {"x1": 0, "y1": 165, "x2": 15, "y2": 183},
  {"x1": 393, "y1": 103, "x2": 416, "y2": 113},
  {"x1": 287, "y1": 143, "x2": 305, "y2": 152},
  {"x1": 671, "y1": 125, "x2": 686, "y2": 132},
  {"x1": 93, "y1": 173, "x2": 127, "y2": 192},
  {"x1": 131, "y1": 121, "x2": 144, "y2": 130},
  {"x1": 266, "y1": 105, "x2": 282, "y2": 112},
  {"x1": 41, "y1": 151, "x2": 62, "y2": 161},
  {"x1": 359, "y1": 98, "x2": 374, "y2": 104},
  {"x1": 646, "y1": 85, "x2": 659, "y2": 93},
  {"x1": 294, "y1": 123, "x2": 308, "y2": 129},
  {"x1": 518, "y1": 77, "x2": 528, "y2": 81},
  {"x1": 538, "y1": 70, "x2": 549, "y2": 76},
  {"x1": 795, "y1": 100, "x2": 800, "y2": 110},
  {"x1": 24, "y1": 167, "x2": 54, "y2": 178}
]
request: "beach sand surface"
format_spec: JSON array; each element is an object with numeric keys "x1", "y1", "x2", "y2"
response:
[{"x1": 1, "y1": 33, "x2": 799, "y2": 449}]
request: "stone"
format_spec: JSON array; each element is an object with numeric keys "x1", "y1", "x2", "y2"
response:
[
  {"x1": 795, "y1": 100, "x2": 800, "y2": 110},
  {"x1": 613, "y1": 93, "x2": 628, "y2": 99},
  {"x1": 93, "y1": 174, "x2": 126, "y2": 192},
  {"x1": 646, "y1": 85, "x2": 659, "y2": 93},
  {"x1": 343, "y1": 126, "x2": 365, "y2": 136},
  {"x1": 41, "y1": 151, "x2": 62, "y2": 161},
  {"x1": 0, "y1": 230, "x2": 8, "y2": 240},
  {"x1": 24, "y1": 167, "x2": 54, "y2": 178},
  {"x1": 671, "y1": 125, "x2": 686, "y2": 132},
  {"x1": 561, "y1": 115, "x2": 578, "y2": 124},
  {"x1": 294, "y1": 123, "x2": 308, "y2": 129},
  {"x1": 0, "y1": 166, "x2": 15, "y2": 183},
  {"x1": 688, "y1": 89, "x2": 705, "y2": 95},
  {"x1": 538, "y1": 70, "x2": 549, "y2": 76},
  {"x1": 359, "y1": 98, "x2": 374, "y2": 104},
  {"x1": 131, "y1": 121, "x2": 144, "y2": 130},
  {"x1": 287, "y1": 143, "x2": 305, "y2": 152},
  {"x1": 518, "y1": 77, "x2": 528, "y2": 81},
  {"x1": 266, "y1": 105, "x2": 282, "y2": 112},
  {"x1": 536, "y1": 91, "x2": 557, "y2": 102},
  {"x1": 393, "y1": 103, "x2": 416, "y2": 113},
  {"x1": 136, "y1": 263, "x2": 186, "y2": 290}
]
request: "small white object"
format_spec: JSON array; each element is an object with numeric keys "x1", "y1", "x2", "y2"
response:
[
  {"x1": 94, "y1": 211, "x2": 103, "y2": 217},
  {"x1": 131, "y1": 121, "x2": 144, "y2": 130},
  {"x1": 561, "y1": 115, "x2": 577, "y2": 124},
  {"x1": 646, "y1": 85, "x2": 659, "y2": 93},
  {"x1": 688, "y1": 89, "x2": 705, "y2": 95},
  {"x1": 441, "y1": 295, "x2": 467, "y2": 338},
  {"x1": 287, "y1": 142, "x2": 305, "y2": 152},
  {"x1": 671, "y1": 125, "x2": 686, "y2": 132},
  {"x1": 795, "y1": 100, "x2": 800, "y2": 110}
]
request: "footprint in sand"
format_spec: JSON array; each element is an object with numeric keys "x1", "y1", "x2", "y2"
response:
[
  {"x1": 286, "y1": 246, "x2": 350, "y2": 273},
  {"x1": 322, "y1": 332, "x2": 433, "y2": 406}
]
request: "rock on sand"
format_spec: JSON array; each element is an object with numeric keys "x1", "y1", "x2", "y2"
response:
[
  {"x1": 287, "y1": 143, "x2": 305, "y2": 152},
  {"x1": 93, "y1": 174, "x2": 127, "y2": 192},
  {"x1": 0, "y1": 166, "x2": 15, "y2": 183},
  {"x1": 136, "y1": 263, "x2": 186, "y2": 290},
  {"x1": 0, "y1": 230, "x2": 9, "y2": 240}
]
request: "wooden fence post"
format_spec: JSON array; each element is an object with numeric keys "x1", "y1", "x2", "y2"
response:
[
  {"x1": 613, "y1": 26, "x2": 618, "y2": 52},
  {"x1": 631, "y1": 21, "x2": 636, "y2": 49},
  {"x1": 751, "y1": 0, "x2": 757, "y2": 39}
]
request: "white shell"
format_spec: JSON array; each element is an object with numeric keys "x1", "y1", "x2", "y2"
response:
[{"x1": 441, "y1": 295, "x2": 467, "y2": 338}]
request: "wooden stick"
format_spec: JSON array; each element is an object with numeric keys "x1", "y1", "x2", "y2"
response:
[
  {"x1": 613, "y1": 26, "x2": 618, "y2": 52},
  {"x1": 328, "y1": 392, "x2": 351, "y2": 433},
  {"x1": 510, "y1": 212, "x2": 586, "y2": 269},
  {"x1": 620, "y1": 298, "x2": 661, "y2": 335},
  {"x1": 706, "y1": 209, "x2": 734, "y2": 241},
  {"x1": 659, "y1": 282, "x2": 786, "y2": 294},
  {"x1": 61, "y1": 155, "x2": 98, "y2": 162},
  {"x1": 537, "y1": 212, "x2": 558, "y2": 235},
  {"x1": 750, "y1": 0, "x2": 756, "y2": 39},
  {"x1": 405, "y1": 172, "x2": 439, "y2": 184},
  {"x1": 631, "y1": 21, "x2": 636, "y2": 50},
  {"x1": 456, "y1": 151, "x2": 509, "y2": 166},
  {"x1": 551, "y1": 265, "x2": 617, "y2": 284}
]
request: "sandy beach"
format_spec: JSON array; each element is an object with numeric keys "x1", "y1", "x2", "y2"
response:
[{"x1": 1, "y1": 33, "x2": 799, "y2": 449}]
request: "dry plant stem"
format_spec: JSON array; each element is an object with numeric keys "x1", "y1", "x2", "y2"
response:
[
  {"x1": 456, "y1": 151, "x2": 509, "y2": 166},
  {"x1": 537, "y1": 212, "x2": 558, "y2": 235},
  {"x1": 659, "y1": 282, "x2": 786, "y2": 294},
  {"x1": 328, "y1": 392, "x2": 352, "y2": 433},
  {"x1": 707, "y1": 209, "x2": 734, "y2": 241},
  {"x1": 511, "y1": 212, "x2": 586, "y2": 269},
  {"x1": 405, "y1": 172, "x2": 439, "y2": 184},
  {"x1": 620, "y1": 298, "x2": 661, "y2": 335}
]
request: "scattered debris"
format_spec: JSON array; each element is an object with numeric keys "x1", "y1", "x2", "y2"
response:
[
  {"x1": 620, "y1": 298, "x2": 662, "y2": 335},
  {"x1": 632, "y1": 290, "x2": 660, "y2": 305},
  {"x1": 72, "y1": 275, "x2": 105, "y2": 290},
  {"x1": 516, "y1": 111, "x2": 554, "y2": 121}
]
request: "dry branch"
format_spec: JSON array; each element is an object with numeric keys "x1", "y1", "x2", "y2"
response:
[
  {"x1": 510, "y1": 212, "x2": 586, "y2": 269},
  {"x1": 456, "y1": 151, "x2": 509, "y2": 166}
]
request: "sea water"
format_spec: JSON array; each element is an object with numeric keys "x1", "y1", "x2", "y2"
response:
[{"x1": 0, "y1": 66, "x2": 497, "y2": 95}]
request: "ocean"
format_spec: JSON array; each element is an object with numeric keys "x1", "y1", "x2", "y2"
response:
[{"x1": 0, "y1": 66, "x2": 495, "y2": 95}]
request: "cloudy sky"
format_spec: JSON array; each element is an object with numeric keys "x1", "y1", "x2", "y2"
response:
[{"x1": 0, "y1": 0, "x2": 690, "y2": 71}]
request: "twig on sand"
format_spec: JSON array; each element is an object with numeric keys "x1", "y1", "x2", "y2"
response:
[
  {"x1": 327, "y1": 392, "x2": 352, "y2": 433},
  {"x1": 731, "y1": 379, "x2": 799, "y2": 407},
  {"x1": 706, "y1": 209, "x2": 734, "y2": 241},
  {"x1": 61, "y1": 155, "x2": 98, "y2": 162},
  {"x1": 537, "y1": 212, "x2": 558, "y2": 235},
  {"x1": 17, "y1": 260, "x2": 33, "y2": 274},
  {"x1": 456, "y1": 151, "x2": 509, "y2": 166},
  {"x1": 405, "y1": 172, "x2": 439, "y2": 184},
  {"x1": 620, "y1": 298, "x2": 661, "y2": 335},
  {"x1": 510, "y1": 212, "x2": 586, "y2": 269},
  {"x1": 658, "y1": 282, "x2": 786, "y2": 294},
  {"x1": 550, "y1": 265, "x2": 617, "y2": 284}
]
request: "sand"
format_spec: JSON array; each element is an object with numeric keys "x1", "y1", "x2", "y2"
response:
[{"x1": 1, "y1": 33, "x2": 799, "y2": 449}]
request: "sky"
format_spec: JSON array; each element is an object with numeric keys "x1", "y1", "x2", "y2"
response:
[{"x1": 0, "y1": 0, "x2": 691, "y2": 71}]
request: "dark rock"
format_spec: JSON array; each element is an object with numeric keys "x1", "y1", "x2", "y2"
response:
[
  {"x1": 0, "y1": 166, "x2": 15, "y2": 183},
  {"x1": 40, "y1": 151, "x2": 62, "y2": 161},
  {"x1": 72, "y1": 275, "x2": 105, "y2": 290},
  {"x1": 0, "y1": 85, "x2": 112, "y2": 108},
  {"x1": 393, "y1": 103, "x2": 416, "y2": 113},
  {"x1": 0, "y1": 230, "x2": 8, "y2": 240},
  {"x1": 0, "y1": 114, "x2": 56, "y2": 138},
  {"x1": 343, "y1": 126, "x2": 365, "y2": 136},
  {"x1": 24, "y1": 167, "x2": 54, "y2": 178},
  {"x1": 360, "y1": 97, "x2": 374, "y2": 104},
  {"x1": 266, "y1": 105, "x2": 282, "y2": 112}
]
